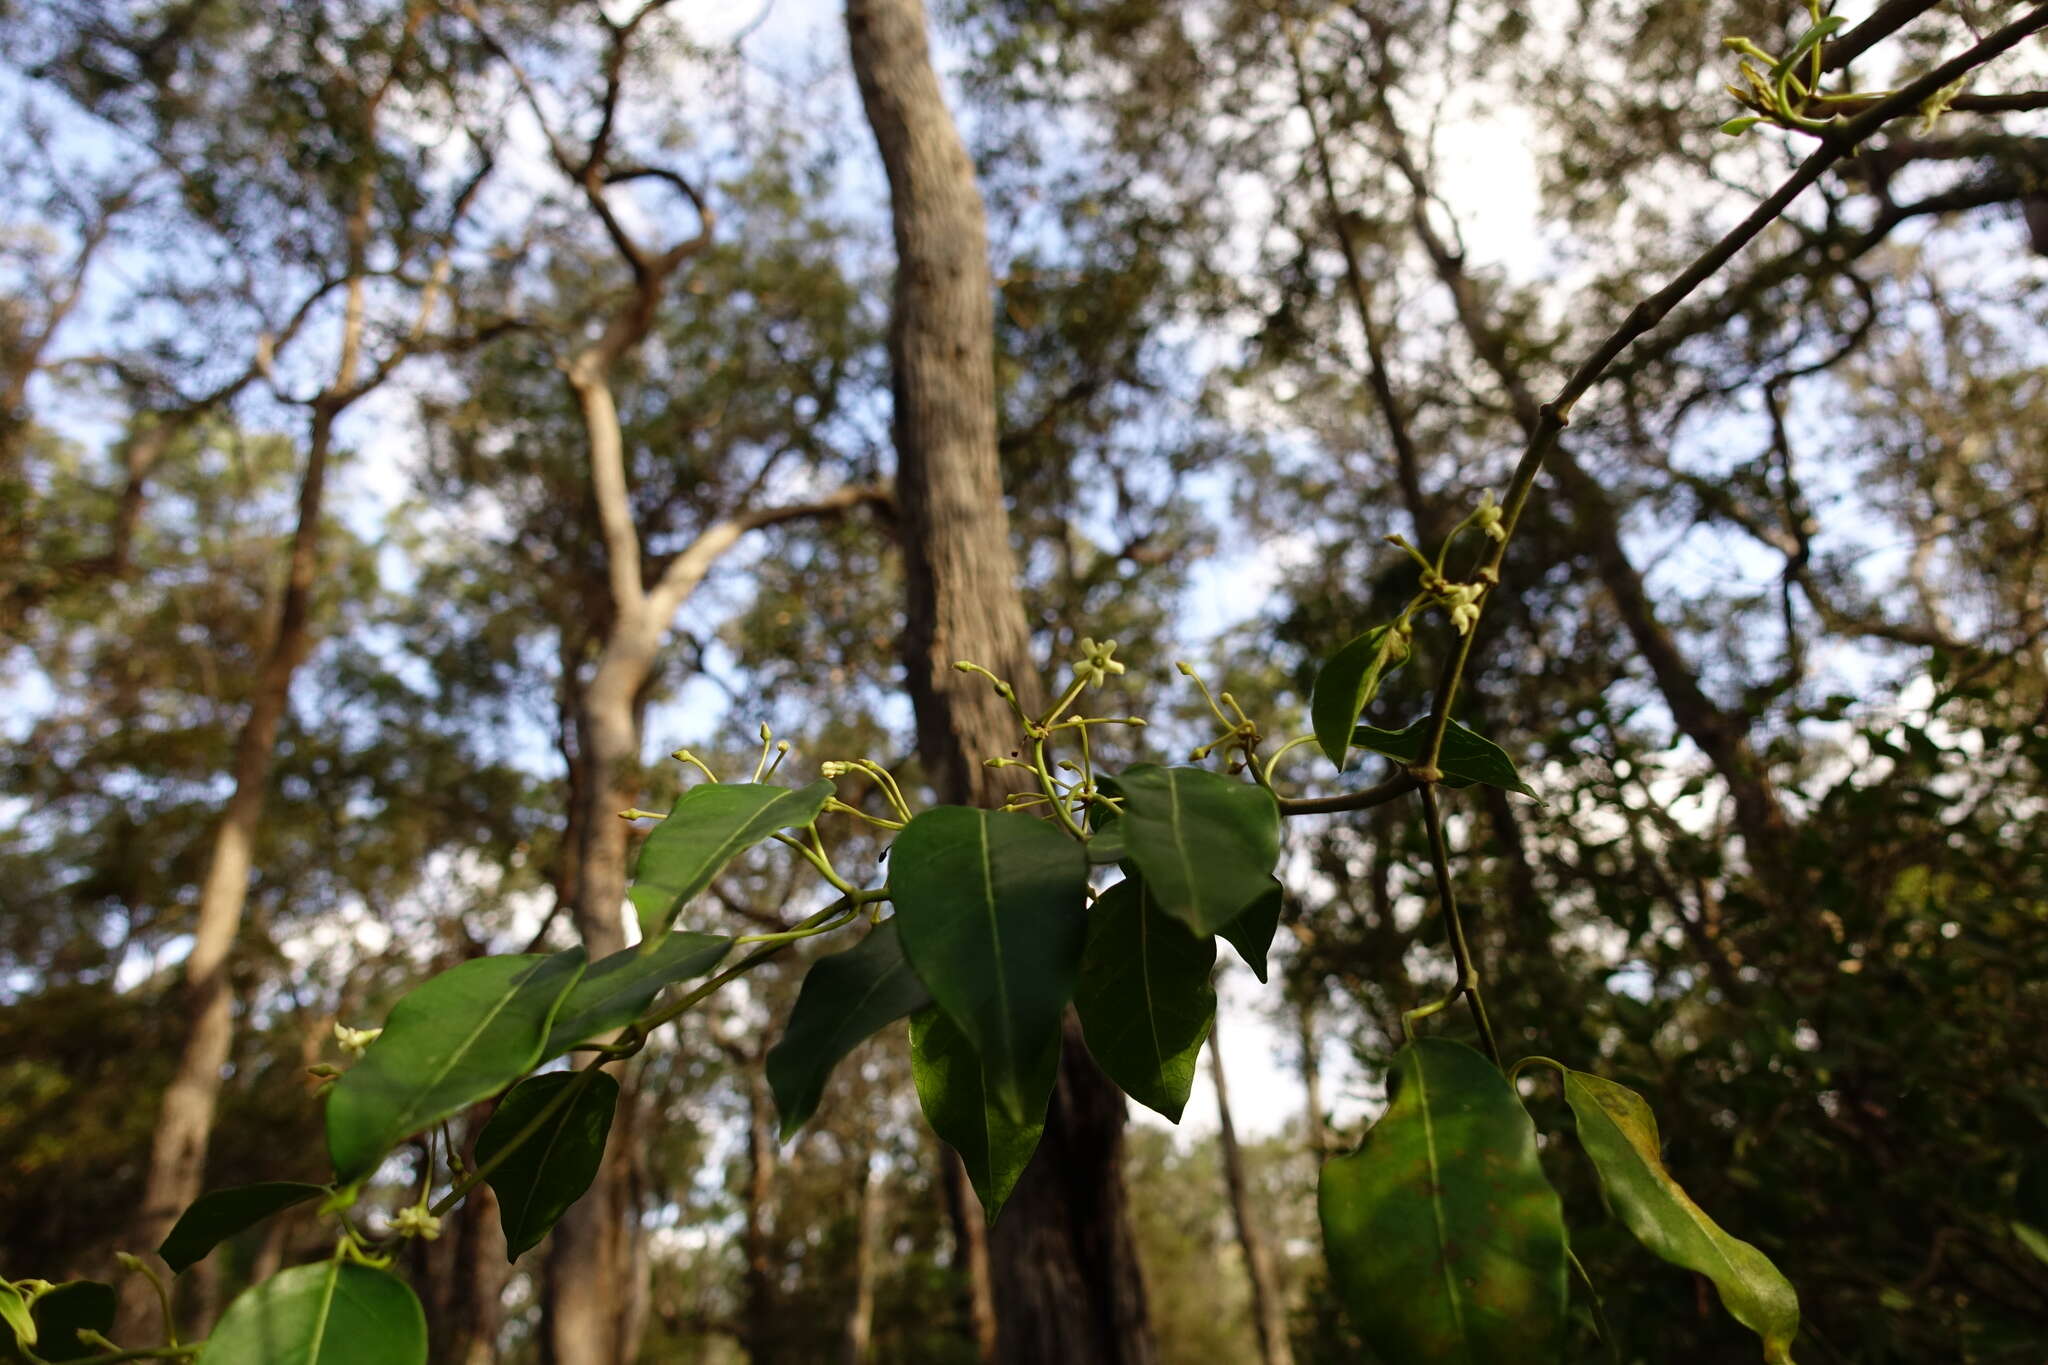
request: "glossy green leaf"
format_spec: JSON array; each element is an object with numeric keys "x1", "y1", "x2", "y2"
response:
[
  {"x1": 15, "y1": 1281, "x2": 113, "y2": 1362},
  {"x1": 1564, "y1": 1070, "x2": 1800, "y2": 1363},
  {"x1": 2016, "y1": 1159, "x2": 2048, "y2": 1265},
  {"x1": 1073, "y1": 878, "x2": 1215, "y2": 1122},
  {"x1": 542, "y1": 932, "x2": 732, "y2": 1058},
  {"x1": 767, "y1": 920, "x2": 933, "y2": 1140},
  {"x1": 0, "y1": 1283, "x2": 35, "y2": 1354},
  {"x1": 908, "y1": 1008, "x2": 1053, "y2": 1220},
  {"x1": 1312, "y1": 625, "x2": 1406, "y2": 770},
  {"x1": 159, "y1": 1182, "x2": 328, "y2": 1273},
  {"x1": 889, "y1": 807, "x2": 1088, "y2": 1122},
  {"x1": 1352, "y1": 716, "x2": 1536, "y2": 797},
  {"x1": 629, "y1": 780, "x2": 834, "y2": 940},
  {"x1": 476, "y1": 1071, "x2": 622, "y2": 1260},
  {"x1": 1217, "y1": 879, "x2": 1283, "y2": 984},
  {"x1": 200, "y1": 1261, "x2": 425, "y2": 1365},
  {"x1": 325, "y1": 950, "x2": 585, "y2": 1182},
  {"x1": 1108, "y1": 765, "x2": 1280, "y2": 936},
  {"x1": 1319, "y1": 1039, "x2": 1567, "y2": 1363}
]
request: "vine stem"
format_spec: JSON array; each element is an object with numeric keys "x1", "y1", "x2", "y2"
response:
[
  {"x1": 1417, "y1": 782, "x2": 1499, "y2": 1066},
  {"x1": 1416, "y1": 3, "x2": 2048, "y2": 776}
]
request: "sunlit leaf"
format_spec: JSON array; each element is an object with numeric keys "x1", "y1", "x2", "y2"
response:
[
  {"x1": 1352, "y1": 716, "x2": 1536, "y2": 796},
  {"x1": 767, "y1": 920, "x2": 932, "y2": 1140},
  {"x1": 542, "y1": 933, "x2": 732, "y2": 1058},
  {"x1": 200, "y1": 1261, "x2": 425, "y2": 1365},
  {"x1": 1311, "y1": 625, "x2": 1406, "y2": 770},
  {"x1": 1074, "y1": 877, "x2": 1214, "y2": 1122},
  {"x1": 1563, "y1": 1069, "x2": 1800, "y2": 1363},
  {"x1": 1108, "y1": 765, "x2": 1280, "y2": 936},
  {"x1": 889, "y1": 807, "x2": 1088, "y2": 1122},
  {"x1": 477, "y1": 1071, "x2": 621, "y2": 1261},
  {"x1": 908, "y1": 1008, "x2": 1054, "y2": 1221},
  {"x1": 159, "y1": 1183, "x2": 328, "y2": 1273},
  {"x1": 628, "y1": 780, "x2": 834, "y2": 941},
  {"x1": 1319, "y1": 1039, "x2": 1567, "y2": 1362},
  {"x1": 325, "y1": 950, "x2": 585, "y2": 1181},
  {"x1": 0, "y1": 1282, "x2": 35, "y2": 1354}
]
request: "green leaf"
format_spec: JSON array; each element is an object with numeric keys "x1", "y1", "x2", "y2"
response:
[
  {"x1": 1563, "y1": 1070, "x2": 1800, "y2": 1363},
  {"x1": 2014, "y1": 1221, "x2": 2048, "y2": 1267},
  {"x1": 325, "y1": 950, "x2": 586, "y2": 1182},
  {"x1": 1352, "y1": 716, "x2": 1536, "y2": 797},
  {"x1": 1108, "y1": 765, "x2": 1280, "y2": 936},
  {"x1": 0, "y1": 1283, "x2": 35, "y2": 1354},
  {"x1": 1217, "y1": 879, "x2": 1283, "y2": 984},
  {"x1": 908, "y1": 1008, "x2": 1053, "y2": 1220},
  {"x1": 159, "y1": 1182, "x2": 328, "y2": 1273},
  {"x1": 1073, "y1": 878, "x2": 1215, "y2": 1122},
  {"x1": 629, "y1": 780, "x2": 834, "y2": 940},
  {"x1": 1311, "y1": 625, "x2": 1406, "y2": 770},
  {"x1": 543, "y1": 933, "x2": 732, "y2": 1058},
  {"x1": 16, "y1": 1282, "x2": 114, "y2": 1362},
  {"x1": 1319, "y1": 1039, "x2": 1567, "y2": 1363},
  {"x1": 200, "y1": 1261, "x2": 426, "y2": 1365},
  {"x1": 888, "y1": 807, "x2": 1088, "y2": 1122},
  {"x1": 476, "y1": 1071, "x2": 622, "y2": 1261},
  {"x1": 766, "y1": 920, "x2": 933, "y2": 1140}
]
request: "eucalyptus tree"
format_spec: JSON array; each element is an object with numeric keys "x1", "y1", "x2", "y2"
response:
[{"x1": 11, "y1": 0, "x2": 512, "y2": 1339}]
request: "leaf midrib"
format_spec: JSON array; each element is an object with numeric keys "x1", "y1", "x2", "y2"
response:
[
  {"x1": 305, "y1": 1258, "x2": 343, "y2": 1364},
  {"x1": 975, "y1": 815, "x2": 1015, "y2": 1073},
  {"x1": 385, "y1": 966, "x2": 541, "y2": 1138},
  {"x1": 1412, "y1": 1051, "x2": 1473, "y2": 1354}
]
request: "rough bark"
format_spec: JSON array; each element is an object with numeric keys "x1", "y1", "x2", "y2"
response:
[
  {"x1": 1210, "y1": 1013, "x2": 1296, "y2": 1365},
  {"x1": 843, "y1": 0, "x2": 1154, "y2": 1359}
]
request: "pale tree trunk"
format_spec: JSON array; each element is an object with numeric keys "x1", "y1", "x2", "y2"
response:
[
  {"x1": 941, "y1": 1152, "x2": 999, "y2": 1364},
  {"x1": 1293, "y1": 993, "x2": 1328, "y2": 1159},
  {"x1": 843, "y1": 1153, "x2": 883, "y2": 1365},
  {"x1": 1210, "y1": 1012, "x2": 1295, "y2": 1365},
  {"x1": 539, "y1": 355, "x2": 885, "y2": 1362},
  {"x1": 843, "y1": 5, "x2": 1155, "y2": 1359},
  {"x1": 115, "y1": 323, "x2": 360, "y2": 1344}
]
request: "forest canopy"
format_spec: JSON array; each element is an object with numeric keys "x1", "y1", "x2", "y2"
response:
[{"x1": 3, "y1": 1, "x2": 2048, "y2": 1363}]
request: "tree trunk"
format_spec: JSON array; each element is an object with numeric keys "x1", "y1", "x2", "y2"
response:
[
  {"x1": 114, "y1": 392, "x2": 343, "y2": 1343},
  {"x1": 1210, "y1": 1012, "x2": 1295, "y2": 1365},
  {"x1": 742, "y1": 1061, "x2": 779, "y2": 1363},
  {"x1": 1294, "y1": 993, "x2": 1328, "y2": 1159},
  {"x1": 843, "y1": 1153, "x2": 883, "y2": 1365},
  {"x1": 941, "y1": 1152, "x2": 1000, "y2": 1364},
  {"x1": 843, "y1": 0, "x2": 1155, "y2": 1360}
]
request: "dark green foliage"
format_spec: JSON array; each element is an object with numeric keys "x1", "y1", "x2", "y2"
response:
[
  {"x1": 1319, "y1": 1040, "x2": 1567, "y2": 1362},
  {"x1": 325, "y1": 951, "x2": 586, "y2": 1181},
  {"x1": 475, "y1": 1071, "x2": 621, "y2": 1260},
  {"x1": 1073, "y1": 877, "x2": 1215, "y2": 1122},
  {"x1": 767, "y1": 920, "x2": 933, "y2": 1140}
]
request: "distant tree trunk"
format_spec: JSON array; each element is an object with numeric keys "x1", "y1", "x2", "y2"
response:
[
  {"x1": 730, "y1": 1059, "x2": 779, "y2": 1363},
  {"x1": 843, "y1": 1, "x2": 1155, "y2": 1360},
  {"x1": 115, "y1": 256, "x2": 366, "y2": 1341},
  {"x1": 843, "y1": 1152, "x2": 883, "y2": 1365},
  {"x1": 1210, "y1": 1012, "x2": 1296, "y2": 1365},
  {"x1": 1294, "y1": 993, "x2": 1328, "y2": 1159},
  {"x1": 941, "y1": 1152, "x2": 1000, "y2": 1364}
]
